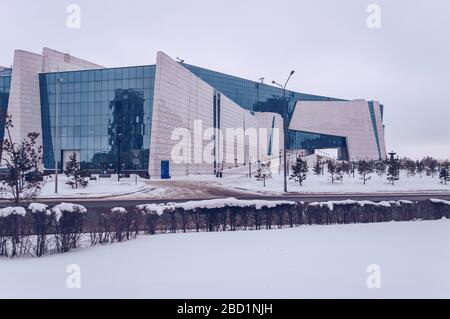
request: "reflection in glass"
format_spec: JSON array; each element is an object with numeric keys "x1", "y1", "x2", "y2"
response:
[{"x1": 39, "y1": 66, "x2": 155, "y2": 173}]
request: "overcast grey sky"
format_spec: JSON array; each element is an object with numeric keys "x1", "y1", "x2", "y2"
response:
[{"x1": 1, "y1": 0, "x2": 449, "y2": 159}]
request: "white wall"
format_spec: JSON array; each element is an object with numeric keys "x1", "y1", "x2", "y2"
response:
[
  {"x1": 149, "y1": 51, "x2": 283, "y2": 178},
  {"x1": 289, "y1": 100, "x2": 386, "y2": 161},
  {"x1": 371, "y1": 100, "x2": 387, "y2": 159}
]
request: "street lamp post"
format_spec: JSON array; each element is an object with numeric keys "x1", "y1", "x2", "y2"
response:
[
  {"x1": 279, "y1": 150, "x2": 282, "y2": 175},
  {"x1": 272, "y1": 70, "x2": 295, "y2": 193},
  {"x1": 54, "y1": 68, "x2": 63, "y2": 194},
  {"x1": 117, "y1": 132, "x2": 123, "y2": 182}
]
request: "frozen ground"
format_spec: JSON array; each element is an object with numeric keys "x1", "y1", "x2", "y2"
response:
[
  {"x1": 1, "y1": 219, "x2": 449, "y2": 298},
  {"x1": 38, "y1": 175, "x2": 152, "y2": 199},
  {"x1": 37, "y1": 175, "x2": 245, "y2": 200},
  {"x1": 32, "y1": 170, "x2": 450, "y2": 200},
  {"x1": 196, "y1": 171, "x2": 450, "y2": 195}
]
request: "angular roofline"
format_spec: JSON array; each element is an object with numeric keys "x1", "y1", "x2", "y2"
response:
[
  {"x1": 25, "y1": 48, "x2": 362, "y2": 102},
  {"x1": 181, "y1": 62, "x2": 347, "y2": 101},
  {"x1": 40, "y1": 64, "x2": 156, "y2": 75},
  {"x1": 42, "y1": 47, "x2": 104, "y2": 69}
]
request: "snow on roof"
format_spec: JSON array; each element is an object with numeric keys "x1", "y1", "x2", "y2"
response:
[
  {"x1": 0, "y1": 206, "x2": 27, "y2": 217},
  {"x1": 51, "y1": 203, "x2": 87, "y2": 221},
  {"x1": 430, "y1": 199, "x2": 450, "y2": 206},
  {"x1": 28, "y1": 203, "x2": 49, "y2": 213}
]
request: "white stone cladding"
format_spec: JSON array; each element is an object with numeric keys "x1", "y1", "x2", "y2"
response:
[
  {"x1": 289, "y1": 100, "x2": 386, "y2": 161},
  {"x1": 8, "y1": 50, "x2": 43, "y2": 144},
  {"x1": 41, "y1": 47, "x2": 103, "y2": 73},
  {"x1": 7, "y1": 48, "x2": 102, "y2": 152},
  {"x1": 371, "y1": 100, "x2": 387, "y2": 159},
  {"x1": 149, "y1": 52, "x2": 283, "y2": 178}
]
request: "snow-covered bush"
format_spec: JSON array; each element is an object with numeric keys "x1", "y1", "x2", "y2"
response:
[
  {"x1": 0, "y1": 206, "x2": 27, "y2": 258},
  {"x1": 52, "y1": 203, "x2": 87, "y2": 253},
  {"x1": 135, "y1": 198, "x2": 299, "y2": 233},
  {"x1": 304, "y1": 200, "x2": 421, "y2": 225},
  {"x1": 429, "y1": 199, "x2": 450, "y2": 219},
  {"x1": 136, "y1": 203, "x2": 172, "y2": 235},
  {"x1": 28, "y1": 203, "x2": 52, "y2": 257},
  {"x1": 90, "y1": 208, "x2": 113, "y2": 246},
  {"x1": 2, "y1": 197, "x2": 449, "y2": 259},
  {"x1": 109, "y1": 207, "x2": 139, "y2": 242}
]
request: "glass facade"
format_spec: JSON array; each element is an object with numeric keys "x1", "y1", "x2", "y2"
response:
[
  {"x1": 184, "y1": 64, "x2": 344, "y2": 117},
  {"x1": 39, "y1": 65, "x2": 155, "y2": 172},
  {"x1": 0, "y1": 72, "x2": 11, "y2": 144},
  {"x1": 288, "y1": 130, "x2": 349, "y2": 160},
  {"x1": 183, "y1": 64, "x2": 352, "y2": 156}
]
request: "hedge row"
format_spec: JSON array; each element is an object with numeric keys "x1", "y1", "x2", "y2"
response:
[{"x1": 0, "y1": 198, "x2": 449, "y2": 258}]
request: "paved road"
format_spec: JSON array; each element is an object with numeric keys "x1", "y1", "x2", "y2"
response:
[
  {"x1": 3, "y1": 192, "x2": 449, "y2": 209},
  {"x1": 1, "y1": 179, "x2": 449, "y2": 209}
]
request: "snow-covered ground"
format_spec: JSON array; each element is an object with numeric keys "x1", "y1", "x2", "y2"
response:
[
  {"x1": 31, "y1": 170, "x2": 450, "y2": 200},
  {"x1": 206, "y1": 171, "x2": 450, "y2": 195},
  {"x1": 38, "y1": 175, "x2": 150, "y2": 199},
  {"x1": 1, "y1": 219, "x2": 449, "y2": 298}
]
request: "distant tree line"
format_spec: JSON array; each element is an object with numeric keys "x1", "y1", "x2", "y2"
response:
[{"x1": 280, "y1": 152, "x2": 450, "y2": 187}]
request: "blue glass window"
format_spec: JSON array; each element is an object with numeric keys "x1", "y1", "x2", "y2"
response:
[{"x1": 39, "y1": 65, "x2": 156, "y2": 172}]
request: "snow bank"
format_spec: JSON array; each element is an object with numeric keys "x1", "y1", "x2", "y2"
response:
[
  {"x1": 214, "y1": 170, "x2": 450, "y2": 195},
  {"x1": 51, "y1": 203, "x2": 87, "y2": 221},
  {"x1": 2, "y1": 219, "x2": 450, "y2": 298},
  {"x1": 0, "y1": 206, "x2": 26, "y2": 217},
  {"x1": 430, "y1": 199, "x2": 450, "y2": 206},
  {"x1": 136, "y1": 198, "x2": 297, "y2": 215}
]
